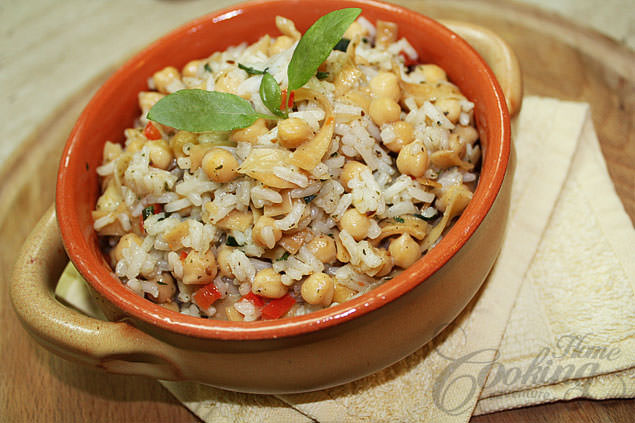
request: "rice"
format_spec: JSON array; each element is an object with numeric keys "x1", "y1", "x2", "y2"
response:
[
  {"x1": 273, "y1": 166, "x2": 309, "y2": 187},
  {"x1": 92, "y1": 13, "x2": 481, "y2": 321}
]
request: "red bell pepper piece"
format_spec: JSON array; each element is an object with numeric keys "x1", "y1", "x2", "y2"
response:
[
  {"x1": 280, "y1": 89, "x2": 287, "y2": 111},
  {"x1": 287, "y1": 90, "x2": 295, "y2": 108},
  {"x1": 242, "y1": 291, "x2": 264, "y2": 307},
  {"x1": 143, "y1": 122, "x2": 162, "y2": 140},
  {"x1": 193, "y1": 283, "x2": 222, "y2": 310},
  {"x1": 261, "y1": 294, "x2": 296, "y2": 320}
]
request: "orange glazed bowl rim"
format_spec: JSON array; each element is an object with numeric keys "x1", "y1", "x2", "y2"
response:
[{"x1": 56, "y1": 0, "x2": 510, "y2": 341}]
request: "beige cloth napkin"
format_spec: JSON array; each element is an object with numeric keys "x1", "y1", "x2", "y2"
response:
[{"x1": 56, "y1": 97, "x2": 635, "y2": 422}]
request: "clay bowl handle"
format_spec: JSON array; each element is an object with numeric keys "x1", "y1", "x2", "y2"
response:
[
  {"x1": 10, "y1": 205, "x2": 183, "y2": 380},
  {"x1": 442, "y1": 20, "x2": 523, "y2": 116}
]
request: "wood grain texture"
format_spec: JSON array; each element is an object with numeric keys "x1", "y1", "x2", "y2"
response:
[{"x1": 1, "y1": 0, "x2": 633, "y2": 422}]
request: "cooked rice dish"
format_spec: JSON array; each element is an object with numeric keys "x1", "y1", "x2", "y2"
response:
[{"x1": 92, "y1": 14, "x2": 481, "y2": 321}]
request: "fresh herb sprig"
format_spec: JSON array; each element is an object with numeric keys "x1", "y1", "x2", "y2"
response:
[
  {"x1": 260, "y1": 72, "x2": 287, "y2": 117},
  {"x1": 148, "y1": 90, "x2": 274, "y2": 132},
  {"x1": 287, "y1": 8, "x2": 361, "y2": 91},
  {"x1": 147, "y1": 8, "x2": 361, "y2": 132}
]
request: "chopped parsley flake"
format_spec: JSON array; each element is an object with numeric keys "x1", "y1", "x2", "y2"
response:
[
  {"x1": 142, "y1": 206, "x2": 155, "y2": 220},
  {"x1": 226, "y1": 236, "x2": 241, "y2": 247},
  {"x1": 276, "y1": 251, "x2": 291, "y2": 261},
  {"x1": 394, "y1": 216, "x2": 405, "y2": 223},
  {"x1": 333, "y1": 38, "x2": 350, "y2": 52},
  {"x1": 413, "y1": 213, "x2": 436, "y2": 222},
  {"x1": 238, "y1": 63, "x2": 268, "y2": 75}
]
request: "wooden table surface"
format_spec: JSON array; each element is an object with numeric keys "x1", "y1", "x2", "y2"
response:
[{"x1": 1, "y1": 0, "x2": 633, "y2": 421}]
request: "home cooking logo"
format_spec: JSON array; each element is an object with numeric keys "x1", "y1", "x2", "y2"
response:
[{"x1": 432, "y1": 333, "x2": 626, "y2": 415}]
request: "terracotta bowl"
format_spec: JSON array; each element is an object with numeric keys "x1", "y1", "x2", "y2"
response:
[{"x1": 11, "y1": 0, "x2": 519, "y2": 393}]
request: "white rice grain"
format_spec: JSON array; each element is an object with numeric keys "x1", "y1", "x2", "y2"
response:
[
  {"x1": 164, "y1": 197, "x2": 192, "y2": 213},
  {"x1": 93, "y1": 213, "x2": 116, "y2": 231},
  {"x1": 273, "y1": 166, "x2": 309, "y2": 188},
  {"x1": 229, "y1": 249, "x2": 255, "y2": 282},
  {"x1": 274, "y1": 200, "x2": 305, "y2": 230}
]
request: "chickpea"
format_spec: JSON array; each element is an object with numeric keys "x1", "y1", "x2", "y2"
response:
[
  {"x1": 269, "y1": 35, "x2": 294, "y2": 56},
  {"x1": 147, "y1": 272, "x2": 177, "y2": 303},
  {"x1": 111, "y1": 233, "x2": 142, "y2": 264},
  {"x1": 333, "y1": 283, "x2": 355, "y2": 303},
  {"x1": 126, "y1": 137, "x2": 146, "y2": 154},
  {"x1": 96, "y1": 181, "x2": 120, "y2": 211},
  {"x1": 375, "y1": 248, "x2": 394, "y2": 277},
  {"x1": 216, "y1": 245, "x2": 235, "y2": 278},
  {"x1": 448, "y1": 133, "x2": 466, "y2": 156},
  {"x1": 340, "y1": 161, "x2": 368, "y2": 191},
  {"x1": 370, "y1": 72, "x2": 400, "y2": 102},
  {"x1": 339, "y1": 208, "x2": 371, "y2": 241},
  {"x1": 369, "y1": 97, "x2": 401, "y2": 126},
  {"x1": 201, "y1": 148, "x2": 238, "y2": 183},
  {"x1": 389, "y1": 233, "x2": 421, "y2": 269},
  {"x1": 230, "y1": 118, "x2": 268, "y2": 144},
  {"x1": 182, "y1": 60, "x2": 202, "y2": 78},
  {"x1": 334, "y1": 65, "x2": 364, "y2": 96},
  {"x1": 252, "y1": 216, "x2": 282, "y2": 249},
  {"x1": 383, "y1": 121, "x2": 414, "y2": 153},
  {"x1": 182, "y1": 249, "x2": 218, "y2": 285},
  {"x1": 396, "y1": 141, "x2": 428, "y2": 177},
  {"x1": 138, "y1": 92, "x2": 165, "y2": 113},
  {"x1": 343, "y1": 21, "x2": 367, "y2": 41},
  {"x1": 224, "y1": 305, "x2": 244, "y2": 321},
  {"x1": 103, "y1": 141, "x2": 123, "y2": 162},
  {"x1": 252, "y1": 268, "x2": 288, "y2": 299},
  {"x1": 306, "y1": 234, "x2": 337, "y2": 264},
  {"x1": 301, "y1": 272, "x2": 335, "y2": 306},
  {"x1": 454, "y1": 125, "x2": 479, "y2": 145},
  {"x1": 277, "y1": 118, "x2": 312, "y2": 148},
  {"x1": 189, "y1": 144, "x2": 214, "y2": 171},
  {"x1": 147, "y1": 140, "x2": 173, "y2": 170},
  {"x1": 215, "y1": 69, "x2": 244, "y2": 95},
  {"x1": 169, "y1": 130, "x2": 198, "y2": 158},
  {"x1": 435, "y1": 98, "x2": 461, "y2": 123},
  {"x1": 275, "y1": 16, "x2": 301, "y2": 39},
  {"x1": 152, "y1": 66, "x2": 181, "y2": 94},
  {"x1": 417, "y1": 64, "x2": 447, "y2": 84}
]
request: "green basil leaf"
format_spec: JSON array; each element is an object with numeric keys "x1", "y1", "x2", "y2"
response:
[
  {"x1": 148, "y1": 89, "x2": 259, "y2": 132},
  {"x1": 287, "y1": 8, "x2": 361, "y2": 91},
  {"x1": 259, "y1": 72, "x2": 286, "y2": 117}
]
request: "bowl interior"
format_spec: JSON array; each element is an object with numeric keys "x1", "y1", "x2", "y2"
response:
[{"x1": 56, "y1": 0, "x2": 509, "y2": 340}]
